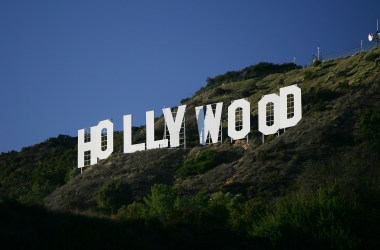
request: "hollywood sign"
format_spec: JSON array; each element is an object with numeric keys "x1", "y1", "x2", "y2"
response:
[{"x1": 78, "y1": 85, "x2": 302, "y2": 169}]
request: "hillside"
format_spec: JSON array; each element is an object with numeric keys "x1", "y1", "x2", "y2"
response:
[
  {"x1": 1, "y1": 49, "x2": 380, "y2": 249},
  {"x1": 45, "y1": 50, "x2": 380, "y2": 210}
]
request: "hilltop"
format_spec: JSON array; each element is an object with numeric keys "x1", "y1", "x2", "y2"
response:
[{"x1": 1, "y1": 50, "x2": 380, "y2": 249}]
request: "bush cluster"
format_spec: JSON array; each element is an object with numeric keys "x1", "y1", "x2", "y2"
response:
[
  {"x1": 176, "y1": 148, "x2": 222, "y2": 178},
  {"x1": 0, "y1": 135, "x2": 77, "y2": 204},
  {"x1": 97, "y1": 179, "x2": 133, "y2": 213},
  {"x1": 114, "y1": 183, "x2": 370, "y2": 249},
  {"x1": 253, "y1": 185, "x2": 359, "y2": 249},
  {"x1": 206, "y1": 62, "x2": 301, "y2": 88},
  {"x1": 356, "y1": 110, "x2": 380, "y2": 150},
  {"x1": 303, "y1": 87, "x2": 340, "y2": 111}
]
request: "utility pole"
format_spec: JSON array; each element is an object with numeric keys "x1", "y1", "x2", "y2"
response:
[
  {"x1": 377, "y1": 19, "x2": 379, "y2": 48},
  {"x1": 317, "y1": 45, "x2": 320, "y2": 61},
  {"x1": 361, "y1": 40, "x2": 363, "y2": 52}
]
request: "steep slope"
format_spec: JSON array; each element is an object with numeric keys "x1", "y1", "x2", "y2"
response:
[{"x1": 43, "y1": 49, "x2": 380, "y2": 212}]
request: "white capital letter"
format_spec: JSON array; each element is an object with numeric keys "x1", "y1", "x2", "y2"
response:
[
  {"x1": 279, "y1": 85, "x2": 302, "y2": 129},
  {"x1": 258, "y1": 94, "x2": 280, "y2": 135},
  {"x1": 163, "y1": 105, "x2": 186, "y2": 147},
  {"x1": 123, "y1": 114, "x2": 146, "y2": 153},
  {"x1": 78, "y1": 126, "x2": 97, "y2": 168},
  {"x1": 94, "y1": 120, "x2": 114, "y2": 160},
  {"x1": 195, "y1": 102, "x2": 223, "y2": 145},
  {"x1": 228, "y1": 99, "x2": 250, "y2": 140},
  {"x1": 146, "y1": 110, "x2": 168, "y2": 149},
  {"x1": 77, "y1": 119, "x2": 113, "y2": 168}
]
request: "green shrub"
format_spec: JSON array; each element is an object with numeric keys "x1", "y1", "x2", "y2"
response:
[
  {"x1": 115, "y1": 186, "x2": 250, "y2": 231},
  {"x1": 304, "y1": 70, "x2": 314, "y2": 80},
  {"x1": 356, "y1": 110, "x2": 380, "y2": 149},
  {"x1": 213, "y1": 87, "x2": 230, "y2": 95},
  {"x1": 0, "y1": 135, "x2": 77, "y2": 204},
  {"x1": 166, "y1": 191, "x2": 211, "y2": 226},
  {"x1": 337, "y1": 80, "x2": 349, "y2": 89},
  {"x1": 365, "y1": 52, "x2": 380, "y2": 62},
  {"x1": 207, "y1": 192, "x2": 243, "y2": 227},
  {"x1": 97, "y1": 179, "x2": 132, "y2": 213},
  {"x1": 276, "y1": 78, "x2": 285, "y2": 86},
  {"x1": 174, "y1": 191, "x2": 209, "y2": 211},
  {"x1": 174, "y1": 191, "x2": 244, "y2": 229},
  {"x1": 313, "y1": 60, "x2": 322, "y2": 67},
  {"x1": 206, "y1": 62, "x2": 301, "y2": 88},
  {"x1": 64, "y1": 167, "x2": 80, "y2": 182},
  {"x1": 229, "y1": 198, "x2": 267, "y2": 233},
  {"x1": 176, "y1": 148, "x2": 222, "y2": 177},
  {"x1": 335, "y1": 70, "x2": 348, "y2": 78},
  {"x1": 143, "y1": 184, "x2": 177, "y2": 220},
  {"x1": 256, "y1": 149, "x2": 269, "y2": 161},
  {"x1": 180, "y1": 97, "x2": 190, "y2": 104},
  {"x1": 116, "y1": 202, "x2": 148, "y2": 221},
  {"x1": 303, "y1": 70, "x2": 313, "y2": 80},
  {"x1": 116, "y1": 184, "x2": 179, "y2": 222},
  {"x1": 111, "y1": 182, "x2": 379, "y2": 249},
  {"x1": 251, "y1": 184, "x2": 359, "y2": 249},
  {"x1": 303, "y1": 88, "x2": 340, "y2": 111}
]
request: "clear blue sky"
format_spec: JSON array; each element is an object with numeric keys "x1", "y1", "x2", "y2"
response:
[{"x1": 1, "y1": 0, "x2": 379, "y2": 153}]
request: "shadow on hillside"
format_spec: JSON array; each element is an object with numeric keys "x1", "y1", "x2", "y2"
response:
[{"x1": 0, "y1": 200, "x2": 271, "y2": 250}]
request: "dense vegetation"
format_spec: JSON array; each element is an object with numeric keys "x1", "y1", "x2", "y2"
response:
[
  {"x1": 0, "y1": 135, "x2": 77, "y2": 204},
  {"x1": 356, "y1": 110, "x2": 380, "y2": 150},
  {"x1": 205, "y1": 62, "x2": 301, "y2": 89},
  {"x1": 112, "y1": 182, "x2": 378, "y2": 249},
  {"x1": 177, "y1": 148, "x2": 224, "y2": 177},
  {"x1": 2, "y1": 177, "x2": 379, "y2": 249}
]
